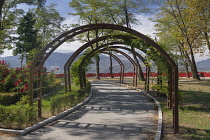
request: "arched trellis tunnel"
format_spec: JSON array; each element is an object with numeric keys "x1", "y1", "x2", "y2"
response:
[
  {"x1": 64, "y1": 37, "x2": 153, "y2": 93},
  {"x1": 65, "y1": 38, "x2": 161, "y2": 95},
  {"x1": 78, "y1": 48, "x2": 139, "y2": 88},
  {"x1": 80, "y1": 51, "x2": 125, "y2": 86},
  {"x1": 28, "y1": 24, "x2": 179, "y2": 133},
  {"x1": 74, "y1": 44, "x2": 150, "y2": 91}
]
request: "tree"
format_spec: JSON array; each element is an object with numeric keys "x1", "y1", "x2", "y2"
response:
[
  {"x1": 186, "y1": 0, "x2": 210, "y2": 51},
  {"x1": 13, "y1": 11, "x2": 40, "y2": 67},
  {"x1": 0, "y1": 0, "x2": 46, "y2": 55},
  {"x1": 31, "y1": 3, "x2": 65, "y2": 47},
  {"x1": 110, "y1": 0, "x2": 150, "y2": 81},
  {"x1": 101, "y1": 0, "x2": 150, "y2": 81},
  {"x1": 69, "y1": 0, "x2": 150, "y2": 80},
  {"x1": 0, "y1": 0, "x2": 23, "y2": 54},
  {"x1": 152, "y1": 0, "x2": 205, "y2": 80},
  {"x1": 69, "y1": 0, "x2": 119, "y2": 80}
]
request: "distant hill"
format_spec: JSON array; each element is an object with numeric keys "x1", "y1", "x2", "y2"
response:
[
  {"x1": 0, "y1": 55, "x2": 24, "y2": 68},
  {"x1": 0, "y1": 52, "x2": 137, "y2": 73},
  {"x1": 1, "y1": 52, "x2": 209, "y2": 73},
  {"x1": 196, "y1": 58, "x2": 210, "y2": 72}
]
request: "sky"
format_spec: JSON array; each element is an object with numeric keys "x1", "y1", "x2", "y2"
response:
[{"x1": 1, "y1": 0, "x2": 209, "y2": 62}]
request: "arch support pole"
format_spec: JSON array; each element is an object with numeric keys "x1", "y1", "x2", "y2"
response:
[
  {"x1": 168, "y1": 67, "x2": 173, "y2": 109},
  {"x1": 29, "y1": 67, "x2": 34, "y2": 107},
  {"x1": 145, "y1": 65, "x2": 150, "y2": 91},
  {"x1": 64, "y1": 68, "x2": 68, "y2": 93},
  {"x1": 173, "y1": 67, "x2": 179, "y2": 133},
  {"x1": 37, "y1": 69, "x2": 42, "y2": 118},
  {"x1": 67, "y1": 69, "x2": 71, "y2": 92}
]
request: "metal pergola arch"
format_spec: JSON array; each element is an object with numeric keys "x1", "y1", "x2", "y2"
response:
[
  {"x1": 64, "y1": 34, "x2": 164, "y2": 93},
  {"x1": 64, "y1": 38, "x2": 148, "y2": 93},
  {"x1": 79, "y1": 52, "x2": 125, "y2": 88},
  {"x1": 63, "y1": 33, "x2": 146, "y2": 93},
  {"x1": 76, "y1": 45, "x2": 149, "y2": 90},
  {"x1": 64, "y1": 33, "x2": 163, "y2": 93},
  {"x1": 65, "y1": 41, "x2": 157, "y2": 93},
  {"x1": 28, "y1": 23, "x2": 179, "y2": 133},
  {"x1": 78, "y1": 48, "x2": 138, "y2": 88},
  {"x1": 64, "y1": 42, "x2": 149, "y2": 92},
  {"x1": 64, "y1": 41, "x2": 121, "y2": 93}
]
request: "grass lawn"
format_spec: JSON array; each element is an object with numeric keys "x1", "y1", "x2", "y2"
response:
[{"x1": 160, "y1": 79, "x2": 210, "y2": 140}]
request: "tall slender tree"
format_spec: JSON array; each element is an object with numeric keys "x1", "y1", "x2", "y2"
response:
[
  {"x1": 69, "y1": 0, "x2": 119, "y2": 79},
  {"x1": 13, "y1": 11, "x2": 40, "y2": 67},
  {"x1": 186, "y1": 0, "x2": 210, "y2": 51},
  {"x1": 0, "y1": 0, "x2": 46, "y2": 55},
  {"x1": 69, "y1": 0, "x2": 150, "y2": 80},
  {"x1": 152, "y1": 0, "x2": 206, "y2": 80},
  {"x1": 31, "y1": 3, "x2": 65, "y2": 47}
]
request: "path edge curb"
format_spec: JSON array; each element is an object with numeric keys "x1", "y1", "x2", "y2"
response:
[
  {"x1": 117, "y1": 83, "x2": 162, "y2": 140},
  {"x1": 0, "y1": 88, "x2": 93, "y2": 136}
]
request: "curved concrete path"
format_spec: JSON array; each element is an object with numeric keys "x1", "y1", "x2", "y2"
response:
[{"x1": 2, "y1": 80, "x2": 157, "y2": 140}]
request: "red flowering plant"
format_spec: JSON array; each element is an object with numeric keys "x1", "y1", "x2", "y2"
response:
[
  {"x1": 11, "y1": 67, "x2": 29, "y2": 94},
  {"x1": 0, "y1": 60, "x2": 15, "y2": 92},
  {"x1": 0, "y1": 60, "x2": 30, "y2": 105},
  {"x1": 0, "y1": 60, "x2": 62, "y2": 105}
]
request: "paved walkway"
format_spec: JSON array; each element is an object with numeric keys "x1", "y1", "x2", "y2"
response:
[{"x1": 2, "y1": 80, "x2": 157, "y2": 140}]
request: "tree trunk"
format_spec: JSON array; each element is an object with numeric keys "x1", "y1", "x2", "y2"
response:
[
  {"x1": 204, "y1": 31, "x2": 210, "y2": 51},
  {"x1": 109, "y1": 52, "x2": 114, "y2": 78},
  {"x1": 123, "y1": 0, "x2": 131, "y2": 28},
  {"x1": 157, "y1": 69, "x2": 160, "y2": 97},
  {"x1": 95, "y1": 55, "x2": 100, "y2": 80},
  {"x1": 178, "y1": 45, "x2": 190, "y2": 78},
  {"x1": 94, "y1": 28, "x2": 101, "y2": 80},
  {"x1": 20, "y1": 53, "x2": 24, "y2": 68},
  {"x1": 131, "y1": 47, "x2": 145, "y2": 81},
  {"x1": 0, "y1": 0, "x2": 5, "y2": 32},
  {"x1": 184, "y1": 63, "x2": 190, "y2": 78},
  {"x1": 188, "y1": 43, "x2": 200, "y2": 80},
  {"x1": 123, "y1": 0, "x2": 145, "y2": 81}
]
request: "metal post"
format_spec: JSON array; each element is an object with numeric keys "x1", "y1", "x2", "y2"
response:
[
  {"x1": 135, "y1": 66, "x2": 138, "y2": 87},
  {"x1": 64, "y1": 67, "x2": 68, "y2": 93},
  {"x1": 168, "y1": 67, "x2": 173, "y2": 109},
  {"x1": 173, "y1": 67, "x2": 179, "y2": 133},
  {"x1": 29, "y1": 67, "x2": 34, "y2": 107},
  {"x1": 121, "y1": 66, "x2": 124, "y2": 84},
  {"x1": 37, "y1": 69, "x2": 42, "y2": 118},
  {"x1": 145, "y1": 66, "x2": 147, "y2": 91},
  {"x1": 133, "y1": 66, "x2": 136, "y2": 87},
  {"x1": 67, "y1": 68, "x2": 71, "y2": 92},
  {"x1": 146, "y1": 66, "x2": 150, "y2": 91}
]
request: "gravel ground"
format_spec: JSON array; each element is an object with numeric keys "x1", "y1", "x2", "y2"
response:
[{"x1": 1, "y1": 80, "x2": 157, "y2": 140}]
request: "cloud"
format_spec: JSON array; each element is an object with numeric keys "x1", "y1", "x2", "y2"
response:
[
  {"x1": 132, "y1": 14, "x2": 156, "y2": 38},
  {"x1": 56, "y1": 41, "x2": 83, "y2": 52},
  {"x1": 55, "y1": 14, "x2": 157, "y2": 52},
  {"x1": 1, "y1": 49, "x2": 13, "y2": 57}
]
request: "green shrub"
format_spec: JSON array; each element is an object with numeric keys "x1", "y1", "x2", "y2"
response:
[
  {"x1": 50, "y1": 82, "x2": 91, "y2": 115},
  {"x1": 0, "y1": 96, "x2": 37, "y2": 129},
  {"x1": 0, "y1": 92, "x2": 26, "y2": 105}
]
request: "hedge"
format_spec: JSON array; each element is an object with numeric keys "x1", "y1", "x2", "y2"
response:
[
  {"x1": 0, "y1": 82, "x2": 62, "y2": 106},
  {"x1": 0, "y1": 92, "x2": 26, "y2": 106},
  {"x1": 0, "y1": 104, "x2": 37, "y2": 129},
  {"x1": 50, "y1": 82, "x2": 91, "y2": 115}
]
